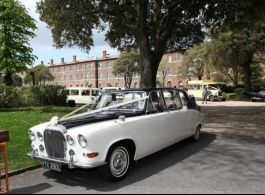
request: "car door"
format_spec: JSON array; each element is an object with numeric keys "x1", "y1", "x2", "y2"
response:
[
  {"x1": 162, "y1": 89, "x2": 191, "y2": 142},
  {"x1": 124, "y1": 90, "x2": 176, "y2": 159}
]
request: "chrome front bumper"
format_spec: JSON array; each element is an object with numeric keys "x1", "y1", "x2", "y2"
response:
[{"x1": 27, "y1": 152, "x2": 107, "y2": 169}]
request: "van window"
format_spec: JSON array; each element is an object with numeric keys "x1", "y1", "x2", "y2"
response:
[
  {"x1": 81, "y1": 90, "x2": 90, "y2": 96},
  {"x1": 91, "y1": 90, "x2": 100, "y2": 96},
  {"x1": 71, "y1": 90, "x2": 79, "y2": 95}
]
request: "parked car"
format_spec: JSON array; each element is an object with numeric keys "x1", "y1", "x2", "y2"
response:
[
  {"x1": 188, "y1": 80, "x2": 227, "y2": 102},
  {"x1": 28, "y1": 88, "x2": 205, "y2": 182},
  {"x1": 66, "y1": 87, "x2": 101, "y2": 105}
]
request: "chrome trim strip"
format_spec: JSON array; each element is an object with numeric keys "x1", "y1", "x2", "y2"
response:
[{"x1": 28, "y1": 152, "x2": 107, "y2": 169}]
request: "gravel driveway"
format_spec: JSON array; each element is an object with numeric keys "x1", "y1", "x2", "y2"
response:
[{"x1": 201, "y1": 101, "x2": 265, "y2": 140}]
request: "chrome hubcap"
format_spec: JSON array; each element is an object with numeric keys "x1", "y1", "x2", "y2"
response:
[{"x1": 110, "y1": 148, "x2": 129, "y2": 177}]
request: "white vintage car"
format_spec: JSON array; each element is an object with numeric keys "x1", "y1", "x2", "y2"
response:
[{"x1": 28, "y1": 88, "x2": 205, "y2": 182}]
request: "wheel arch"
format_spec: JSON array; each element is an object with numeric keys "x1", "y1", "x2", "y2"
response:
[{"x1": 105, "y1": 139, "x2": 137, "y2": 162}]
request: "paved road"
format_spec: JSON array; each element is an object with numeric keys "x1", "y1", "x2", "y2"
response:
[{"x1": 7, "y1": 101, "x2": 265, "y2": 194}]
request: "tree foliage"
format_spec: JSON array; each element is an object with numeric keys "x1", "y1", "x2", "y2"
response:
[
  {"x1": 158, "y1": 59, "x2": 172, "y2": 87},
  {"x1": 24, "y1": 65, "x2": 54, "y2": 85},
  {"x1": 0, "y1": 0, "x2": 37, "y2": 86},
  {"x1": 112, "y1": 51, "x2": 141, "y2": 88},
  {"x1": 36, "y1": 0, "x2": 265, "y2": 87},
  {"x1": 178, "y1": 42, "x2": 212, "y2": 80},
  {"x1": 210, "y1": 17, "x2": 265, "y2": 91}
]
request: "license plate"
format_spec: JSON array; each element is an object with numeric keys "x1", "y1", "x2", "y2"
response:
[{"x1": 42, "y1": 161, "x2": 62, "y2": 172}]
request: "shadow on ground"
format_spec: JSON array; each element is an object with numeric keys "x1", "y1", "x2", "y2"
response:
[{"x1": 31, "y1": 133, "x2": 217, "y2": 192}]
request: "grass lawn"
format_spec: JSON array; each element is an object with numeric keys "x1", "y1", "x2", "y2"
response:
[
  {"x1": 226, "y1": 93, "x2": 251, "y2": 101},
  {"x1": 0, "y1": 107, "x2": 76, "y2": 172}
]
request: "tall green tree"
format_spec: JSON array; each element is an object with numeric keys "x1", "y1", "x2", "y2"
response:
[
  {"x1": 178, "y1": 42, "x2": 211, "y2": 80},
  {"x1": 158, "y1": 59, "x2": 172, "y2": 87},
  {"x1": 208, "y1": 32, "x2": 242, "y2": 86},
  {"x1": 24, "y1": 65, "x2": 54, "y2": 85},
  {"x1": 36, "y1": 0, "x2": 265, "y2": 87},
  {"x1": 210, "y1": 26, "x2": 265, "y2": 91},
  {"x1": 0, "y1": 0, "x2": 37, "y2": 86},
  {"x1": 112, "y1": 51, "x2": 141, "y2": 88}
]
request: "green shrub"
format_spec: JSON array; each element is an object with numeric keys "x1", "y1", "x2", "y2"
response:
[
  {"x1": 0, "y1": 85, "x2": 68, "y2": 108},
  {"x1": 234, "y1": 88, "x2": 244, "y2": 95}
]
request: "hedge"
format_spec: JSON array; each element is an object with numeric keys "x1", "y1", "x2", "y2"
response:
[{"x1": 0, "y1": 85, "x2": 68, "y2": 108}]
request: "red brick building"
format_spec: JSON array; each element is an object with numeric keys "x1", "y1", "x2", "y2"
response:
[{"x1": 47, "y1": 50, "x2": 190, "y2": 88}]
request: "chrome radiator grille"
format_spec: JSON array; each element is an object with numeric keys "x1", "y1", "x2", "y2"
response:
[{"x1": 44, "y1": 128, "x2": 65, "y2": 159}]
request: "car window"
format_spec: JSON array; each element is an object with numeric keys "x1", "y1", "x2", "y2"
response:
[
  {"x1": 162, "y1": 90, "x2": 183, "y2": 110},
  {"x1": 179, "y1": 91, "x2": 194, "y2": 109},
  {"x1": 147, "y1": 91, "x2": 166, "y2": 113}
]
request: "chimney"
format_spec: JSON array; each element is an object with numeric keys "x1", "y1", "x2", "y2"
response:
[
  {"x1": 61, "y1": 58, "x2": 64, "y2": 65},
  {"x1": 50, "y1": 59, "x2": 54, "y2": 66},
  {"x1": 73, "y1": 55, "x2": 76, "y2": 62},
  {"x1": 103, "y1": 50, "x2": 107, "y2": 59},
  {"x1": 41, "y1": 61, "x2": 44, "y2": 65}
]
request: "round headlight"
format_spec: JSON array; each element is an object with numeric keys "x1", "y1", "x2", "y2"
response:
[
  {"x1": 78, "y1": 135, "x2": 87, "y2": 148},
  {"x1": 37, "y1": 132, "x2": 44, "y2": 141},
  {"x1": 28, "y1": 130, "x2": 35, "y2": 141},
  {"x1": 66, "y1": 135, "x2": 75, "y2": 146}
]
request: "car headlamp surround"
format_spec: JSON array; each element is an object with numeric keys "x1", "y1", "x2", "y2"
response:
[
  {"x1": 78, "y1": 135, "x2": 88, "y2": 148},
  {"x1": 37, "y1": 132, "x2": 44, "y2": 141},
  {"x1": 66, "y1": 135, "x2": 75, "y2": 146},
  {"x1": 28, "y1": 130, "x2": 36, "y2": 141}
]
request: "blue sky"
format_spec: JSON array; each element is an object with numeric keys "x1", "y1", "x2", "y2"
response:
[{"x1": 19, "y1": 0, "x2": 118, "y2": 66}]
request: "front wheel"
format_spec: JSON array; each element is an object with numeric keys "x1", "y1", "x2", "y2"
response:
[
  {"x1": 209, "y1": 96, "x2": 214, "y2": 102},
  {"x1": 191, "y1": 125, "x2": 201, "y2": 142},
  {"x1": 98, "y1": 146, "x2": 131, "y2": 182}
]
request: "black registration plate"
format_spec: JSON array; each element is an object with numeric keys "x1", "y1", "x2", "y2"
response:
[{"x1": 42, "y1": 161, "x2": 62, "y2": 172}]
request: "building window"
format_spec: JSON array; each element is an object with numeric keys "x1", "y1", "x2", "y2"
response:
[
  {"x1": 167, "y1": 81, "x2": 172, "y2": 88},
  {"x1": 81, "y1": 74, "x2": 84, "y2": 80},
  {"x1": 167, "y1": 55, "x2": 172, "y2": 63},
  {"x1": 99, "y1": 73, "x2": 102, "y2": 80},
  {"x1": 70, "y1": 75, "x2": 73, "y2": 81},
  {"x1": 98, "y1": 63, "x2": 102, "y2": 69},
  {"x1": 86, "y1": 74, "x2": 89, "y2": 80},
  {"x1": 90, "y1": 63, "x2": 93, "y2": 69},
  {"x1": 107, "y1": 72, "x2": 111, "y2": 79},
  {"x1": 178, "y1": 54, "x2": 183, "y2": 61},
  {"x1": 76, "y1": 75, "x2": 79, "y2": 80},
  {"x1": 53, "y1": 68, "x2": 55, "y2": 73},
  {"x1": 76, "y1": 65, "x2": 78, "y2": 71},
  {"x1": 58, "y1": 76, "x2": 61, "y2": 82},
  {"x1": 70, "y1": 66, "x2": 73, "y2": 72},
  {"x1": 134, "y1": 82, "x2": 139, "y2": 89},
  {"x1": 86, "y1": 64, "x2": 89, "y2": 69},
  {"x1": 188, "y1": 67, "x2": 192, "y2": 76},
  {"x1": 64, "y1": 67, "x2": 66, "y2": 72},
  {"x1": 107, "y1": 62, "x2": 111, "y2": 68},
  {"x1": 58, "y1": 68, "x2": 61, "y2": 73},
  {"x1": 90, "y1": 74, "x2": 93, "y2": 79},
  {"x1": 168, "y1": 68, "x2": 173, "y2": 75},
  {"x1": 64, "y1": 76, "x2": 67, "y2": 81}
]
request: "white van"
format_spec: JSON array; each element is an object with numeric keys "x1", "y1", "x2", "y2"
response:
[{"x1": 67, "y1": 87, "x2": 101, "y2": 105}]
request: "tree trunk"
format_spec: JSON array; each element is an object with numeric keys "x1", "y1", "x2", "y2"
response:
[
  {"x1": 4, "y1": 72, "x2": 13, "y2": 86},
  {"x1": 139, "y1": 49, "x2": 162, "y2": 88},
  {"x1": 242, "y1": 64, "x2": 252, "y2": 92}
]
